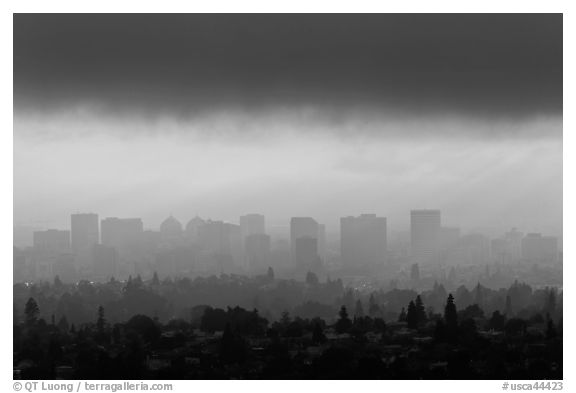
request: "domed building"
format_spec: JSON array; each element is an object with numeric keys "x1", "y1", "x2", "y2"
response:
[
  {"x1": 160, "y1": 215, "x2": 183, "y2": 245},
  {"x1": 185, "y1": 215, "x2": 205, "y2": 242}
]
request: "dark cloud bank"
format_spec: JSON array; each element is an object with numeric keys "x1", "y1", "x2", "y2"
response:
[{"x1": 14, "y1": 14, "x2": 562, "y2": 121}]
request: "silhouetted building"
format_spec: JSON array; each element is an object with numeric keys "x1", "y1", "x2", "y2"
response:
[
  {"x1": 290, "y1": 217, "x2": 320, "y2": 266},
  {"x1": 340, "y1": 214, "x2": 387, "y2": 268},
  {"x1": 294, "y1": 236, "x2": 321, "y2": 270},
  {"x1": 491, "y1": 228, "x2": 524, "y2": 263},
  {"x1": 198, "y1": 220, "x2": 242, "y2": 270},
  {"x1": 521, "y1": 233, "x2": 558, "y2": 263},
  {"x1": 33, "y1": 229, "x2": 70, "y2": 253},
  {"x1": 240, "y1": 214, "x2": 265, "y2": 237},
  {"x1": 459, "y1": 233, "x2": 490, "y2": 265},
  {"x1": 71, "y1": 213, "x2": 99, "y2": 269},
  {"x1": 160, "y1": 216, "x2": 183, "y2": 246},
  {"x1": 410, "y1": 210, "x2": 441, "y2": 264},
  {"x1": 245, "y1": 233, "x2": 271, "y2": 272},
  {"x1": 92, "y1": 244, "x2": 117, "y2": 279},
  {"x1": 101, "y1": 217, "x2": 143, "y2": 257},
  {"x1": 185, "y1": 216, "x2": 205, "y2": 243}
]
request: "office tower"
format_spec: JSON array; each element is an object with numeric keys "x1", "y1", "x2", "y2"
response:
[
  {"x1": 340, "y1": 214, "x2": 387, "y2": 268},
  {"x1": 240, "y1": 214, "x2": 265, "y2": 238},
  {"x1": 294, "y1": 236, "x2": 320, "y2": 269},
  {"x1": 459, "y1": 233, "x2": 490, "y2": 265},
  {"x1": 240, "y1": 214, "x2": 266, "y2": 268},
  {"x1": 101, "y1": 217, "x2": 143, "y2": 257},
  {"x1": 290, "y1": 217, "x2": 321, "y2": 266},
  {"x1": 197, "y1": 220, "x2": 242, "y2": 268},
  {"x1": 521, "y1": 233, "x2": 558, "y2": 263},
  {"x1": 92, "y1": 244, "x2": 117, "y2": 279},
  {"x1": 71, "y1": 213, "x2": 99, "y2": 268},
  {"x1": 160, "y1": 215, "x2": 183, "y2": 245},
  {"x1": 505, "y1": 228, "x2": 524, "y2": 260},
  {"x1": 317, "y1": 224, "x2": 326, "y2": 259},
  {"x1": 410, "y1": 209, "x2": 441, "y2": 264},
  {"x1": 245, "y1": 233, "x2": 271, "y2": 272},
  {"x1": 33, "y1": 229, "x2": 71, "y2": 253}
]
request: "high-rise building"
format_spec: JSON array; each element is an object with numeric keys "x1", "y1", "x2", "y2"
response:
[
  {"x1": 340, "y1": 214, "x2": 387, "y2": 268},
  {"x1": 245, "y1": 233, "x2": 271, "y2": 272},
  {"x1": 33, "y1": 229, "x2": 70, "y2": 253},
  {"x1": 198, "y1": 220, "x2": 242, "y2": 268},
  {"x1": 521, "y1": 233, "x2": 558, "y2": 263},
  {"x1": 92, "y1": 244, "x2": 117, "y2": 279},
  {"x1": 71, "y1": 213, "x2": 99, "y2": 268},
  {"x1": 410, "y1": 209, "x2": 441, "y2": 264},
  {"x1": 240, "y1": 214, "x2": 265, "y2": 238},
  {"x1": 101, "y1": 217, "x2": 143, "y2": 257},
  {"x1": 290, "y1": 217, "x2": 320, "y2": 265},
  {"x1": 294, "y1": 236, "x2": 320, "y2": 270}
]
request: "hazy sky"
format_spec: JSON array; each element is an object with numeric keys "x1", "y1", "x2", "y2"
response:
[{"x1": 13, "y1": 14, "x2": 562, "y2": 236}]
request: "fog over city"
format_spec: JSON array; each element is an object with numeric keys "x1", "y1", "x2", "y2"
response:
[
  {"x1": 14, "y1": 14, "x2": 561, "y2": 238},
  {"x1": 13, "y1": 14, "x2": 563, "y2": 381}
]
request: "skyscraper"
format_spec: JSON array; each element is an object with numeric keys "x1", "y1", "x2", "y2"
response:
[
  {"x1": 294, "y1": 236, "x2": 320, "y2": 270},
  {"x1": 410, "y1": 209, "x2": 441, "y2": 264},
  {"x1": 71, "y1": 213, "x2": 99, "y2": 268},
  {"x1": 101, "y1": 217, "x2": 143, "y2": 257},
  {"x1": 33, "y1": 229, "x2": 70, "y2": 253},
  {"x1": 240, "y1": 214, "x2": 265, "y2": 238},
  {"x1": 245, "y1": 233, "x2": 271, "y2": 272},
  {"x1": 290, "y1": 217, "x2": 319, "y2": 265},
  {"x1": 521, "y1": 233, "x2": 558, "y2": 263},
  {"x1": 340, "y1": 214, "x2": 387, "y2": 268}
]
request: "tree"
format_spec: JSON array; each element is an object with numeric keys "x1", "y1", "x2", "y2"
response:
[
  {"x1": 57, "y1": 316, "x2": 69, "y2": 333},
  {"x1": 53, "y1": 275, "x2": 63, "y2": 288},
  {"x1": 24, "y1": 297, "x2": 39, "y2": 326},
  {"x1": 406, "y1": 300, "x2": 418, "y2": 329},
  {"x1": 306, "y1": 271, "x2": 319, "y2": 286},
  {"x1": 488, "y1": 310, "x2": 506, "y2": 331},
  {"x1": 335, "y1": 306, "x2": 352, "y2": 334},
  {"x1": 444, "y1": 294, "x2": 458, "y2": 331},
  {"x1": 415, "y1": 295, "x2": 427, "y2": 324},
  {"x1": 398, "y1": 307, "x2": 407, "y2": 322},
  {"x1": 546, "y1": 315, "x2": 557, "y2": 339},
  {"x1": 267, "y1": 267, "x2": 275, "y2": 280},
  {"x1": 312, "y1": 321, "x2": 326, "y2": 344},
  {"x1": 96, "y1": 306, "x2": 106, "y2": 333},
  {"x1": 368, "y1": 294, "x2": 381, "y2": 317},
  {"x1": 151, "y1": 271, "x2": 160, "y2": 286},
  {"x1": 354, "y1": 299, "x2": 364, "y2": 318},
  {"x1": 410, "y1": 263, "x2": 420, "y2": 281},
  {"x1": 505, "y1": 294, "x2": 513, "y2": 316}
]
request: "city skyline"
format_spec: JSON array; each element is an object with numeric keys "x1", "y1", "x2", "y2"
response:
[{"x1": 14, "y1": 14, "x2": 562, "y2": 236}]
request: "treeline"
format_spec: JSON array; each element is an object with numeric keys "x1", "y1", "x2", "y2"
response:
[
  {"x1": 13, "y1": 271, "x2": 561, "y2": 328},
  {"x1": 14, "y1": 289, "x2": 562, "y2": 379}
]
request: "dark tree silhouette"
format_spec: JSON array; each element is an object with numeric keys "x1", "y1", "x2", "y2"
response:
[
  {"x1": 151, "y1": 271, "x2": 160, "y2": 286},
  {"x1": 406, "y1": 300, "x2": 418, "y2": 329},
  {"x1": 24, "y1": 297, "x2": 39, "y2": 326},
  {"x1": 335, "y1": 306, "x2": 352, "y2": 334},
  {"x1": 306, "y1": 271, "x2": 319, "y2": 286},
  {"x1": 415, "y1": 295, "x2": 427, "y2": 324},
  {"x1": 312, "y1": 321, "x2": 325, "y2": 344},
  {"x1": 96, "y1": 306, "x2": 106, "y2": 333},
  {"x1": 267, "y1": 267, "x2": 275, "y2": 281},
  {"x1": 354, "y1": 299, "x2": 364, "y2": 318},
  {"x1": 368, "y1": 294, "x2": 380, "y2": 317},
  {"x1": 398, "y1": 307, "x2": 407, "y2": 322},
  {"x1": 444, "y1": 294, "x2": 458, "y2": 332}
]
